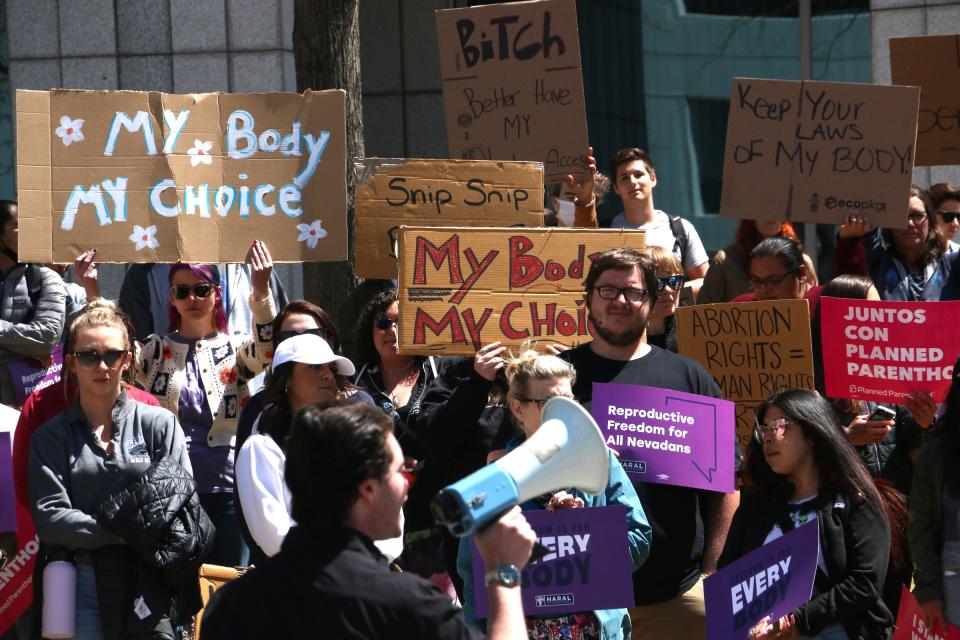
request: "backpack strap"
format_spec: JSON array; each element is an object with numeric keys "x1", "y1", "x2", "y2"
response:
[{"x1": 668, "y1": 215, "x2": 688, "y2": 270}]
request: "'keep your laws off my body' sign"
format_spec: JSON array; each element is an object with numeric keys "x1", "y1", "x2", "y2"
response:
[
  {"x1": 720, "y1": 78, "x2": 920, "y2": 228},
  {"x1": 17, "y1": 89, "x2": 346, "y2": 263},
  {"x1": 436, "y1": 0, "x2": 590, "y2": 183},
  {"x1": 396, "y1": 226, "x2": 645, "y2": 355}
]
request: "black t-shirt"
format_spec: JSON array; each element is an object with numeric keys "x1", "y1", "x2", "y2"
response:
[{"x1": 561, "y1": 344, "x2": 725, "y2": 605}]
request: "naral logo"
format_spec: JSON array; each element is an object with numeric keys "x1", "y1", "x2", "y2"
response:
[
  {"x1": 622, "y1": 460, "x2": 647, "y2": 474},
  {"x1": 809, "y1": 193, "x2": 820, "y2": 212},
  {"x1": 824, "y1": 196, "x2": 885, "y2": 212},
  {"x1": 535, "y1": 593, "x2": 575, "y2": 607}
]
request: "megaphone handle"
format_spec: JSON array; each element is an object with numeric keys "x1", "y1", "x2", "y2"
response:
[{"x1": 530, "y1": 542, "x2": 550, "y2": 563}]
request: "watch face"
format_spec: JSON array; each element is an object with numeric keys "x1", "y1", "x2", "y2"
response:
[{"x1": 498, "y1": 565, "x2": 521, "y2": 586}]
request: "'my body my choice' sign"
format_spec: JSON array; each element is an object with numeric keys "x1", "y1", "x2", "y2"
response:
[{"x1": 17, "y1": 89, "x2": 346, "y2": 263}]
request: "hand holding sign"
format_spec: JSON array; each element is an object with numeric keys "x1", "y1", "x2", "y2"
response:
[
  {"x1": 837, "y1": 212, "x2": 872, "y2": 238},
  {"x1": 474, "y1": 341, "x2": 507, "y2": 381},
  {"x1": 246, "y1": 240, "x2": 273, "y2": 300},
  {"x1": 73, "y1": 249, "x2": 100, "y2": 299},
  {"x1": 905, "y1": 390, "x2": 937, "y2": 430},
  {"x1": 565, "y1": 146, "x2": 597, "y2": 204}
]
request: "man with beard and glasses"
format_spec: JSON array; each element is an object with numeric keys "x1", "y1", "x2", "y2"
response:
[{"x1": 559, "y1": 248, "x2": 740, "y2": 640}]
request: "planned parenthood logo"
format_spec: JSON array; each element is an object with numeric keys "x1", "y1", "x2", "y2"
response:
[{"x1": 534, "y1": 593, "x2": 575, "y2": 608}]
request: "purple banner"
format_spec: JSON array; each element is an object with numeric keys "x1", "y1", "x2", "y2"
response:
[
  {"x1": 472, "y1": 506, "x2": 634, "y2": 618},
  {"x1": 591, "y1": 383, "x2": 736, "y2": 493},
  {"x1": 0, "y1": 432, "x2": 14, "y2": 532},
  {"x1": 704, "y1": 522, "x2": 819, "y2": 640},
  {"x1": 7, "y1": 345, "x2": 63, "y2": 406}
]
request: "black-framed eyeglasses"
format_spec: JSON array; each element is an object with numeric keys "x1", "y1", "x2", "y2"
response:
[
  {"x1": 748, "y1": 272, "x2": 793, "y2": 290},
  {"x1": 276, "y1": 328, "x2": 327, "y2": 344},
  {"x1": 374, "y1": 316, "x2": 398, "y2": 330},
  {"x1": 938, "y1": 211, "x2": 959, "y2": 224},
  {"x1": 907, "y1": 212, "x2": 927, "y2": 226},
  {"x1": 656, "y1": 275, "x2": 686, "y2": 292},
  {"x1": 72, "y1": 349, "x2": 128, "y2": 369},
  {"x1": 401, "y1": 458, "x2": 423, "y2": 486},
  {"x1": 753, "y1": 417, "x2": 794, "y2": 443},
  {"x1": 593, "y1": 285, "x2": 648, "y2": 302},
  {"x1": 515, "y1": 394, "x2": 574, "y2": 410},
  {"x1": 170, "y1": 283, "x2": 215, "y2": 300}
]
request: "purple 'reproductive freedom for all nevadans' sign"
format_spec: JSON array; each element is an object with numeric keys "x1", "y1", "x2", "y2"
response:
[
  {"x1": 591, "y1": 383, "x2": 736, "y2": 493},
  {"x1": 472, "y1": 505, "x2": 634, "y2": 618},
  {"x1": 0, "y1": 431, "x2": 15, "y2": 532},
  {"x1": 6, "y1": 344, "x2": 64, "y2": 406},
  {"x1": 704, "y1": 522, "x2": 819, "y2": 640}
]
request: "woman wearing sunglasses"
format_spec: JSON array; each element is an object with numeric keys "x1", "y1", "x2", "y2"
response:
[
  {"x1": 134, "y1": 241, "x2": 277, "y2": 567},
  {"x1": 457, "y1": 348, "x2": 651, "y2": 640},
  {"x1": 835, "y1": 186, "x2": 953, "y2": 301},
  {"x1": 719, "y1": 389, "x2": 893, "y2": 639},
  {"x1": 699, "y1": 219, "x2": 817, "y2": 304},
  {"x1": 927, "y1": 182, "x2": 960, "y2": 253},
  {"x1": 236, "y1": 333, "x2": 388, "y2": 562},
  {"x1": 646, "y1": 246, "x2": 685, "y2": 353},
  {"x1": 353, "y1": 289, "x2": 456, "y2": 590},
  {"x1": 29, "y1": 299, "x2": 206, "y2": 638}
]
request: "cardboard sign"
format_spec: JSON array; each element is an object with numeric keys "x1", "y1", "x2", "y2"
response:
[
  {"x1": 820, "y1": 297, "x2": 960, "y2": 404},
  {"x1": 17, "y1": 89, "x2": 346, "y2": 263},
  {"x1": 705, "y1": 522, "x2": 818, "y2": 640},
  {"x1": 890, "y1": 36, "x2": 960, "y2": 166},
  {"x1": 720, "y1": 78, "x2": 919, "y2": 227},
  {"x1": 894, "y1": 586, "x2": 960, "y2": 640},
  {"x1": 472, "y1": 506, "x2": 634, "y2": 618},
  {"x1": 6, "y1": 345, "x2": 64, "y2": 407},
  {"x1": 354, "y1": 158, "x2": 544, "y2": 279},
  {"x1": 591, "y1": 383, "x2": 736, "y2": 493},
  {"x1": 676, "y1": 300, "x2": 815, "y2": 450},
  {"x1": 396, "y1": 226, "x2": 645, "y2": 355},
  {"x1": 436, "y1": 0, "x2": 589, "y2": 183}
]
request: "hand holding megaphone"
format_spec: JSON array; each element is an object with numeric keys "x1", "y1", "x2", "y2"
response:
[
  {"x1": 474, "y1": 505, "x2": 537, "y2": 571},
  {"x1": 431, "y1": 396, "x2": 609, "y2": 537}
]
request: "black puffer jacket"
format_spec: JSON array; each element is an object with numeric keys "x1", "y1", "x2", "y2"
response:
[{"x1": 97, "y1": 456, "x2": 215, "y2": 583}]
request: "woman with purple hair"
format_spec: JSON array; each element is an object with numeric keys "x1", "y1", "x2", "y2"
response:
[{"x1": 135, "y1": 240, "x2": 277, "y2": 566}]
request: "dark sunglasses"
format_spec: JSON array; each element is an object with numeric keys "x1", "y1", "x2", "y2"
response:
[
  {"x1": 939, "y1": 211, "x2": 959, "y2": 224},
  {"x1": 374, "y1": 317, "x2": 398, "y2": 330},
  {"x1": 72, "y1": 350, "x2": 128, "y2": 369},
  {"x1": 170, "y1": 283, "x2": 215, "y2": 300},
  {"x1": 401, "y1": 458, "x2": 423, "y2": 486},
  {"x1": 276, "y1": 327, "x2": 327, "y2": 344},
  {"x1": 656, "y1": 275, "x2": 686, "y2": 292}
]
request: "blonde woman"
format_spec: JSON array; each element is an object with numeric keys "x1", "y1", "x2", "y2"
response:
[{"x1": 457, "y1": 348, "x2": 652, "y2": 640}]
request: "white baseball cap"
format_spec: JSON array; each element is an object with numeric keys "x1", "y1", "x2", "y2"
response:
[{"x1": 271, "y1": 333, "x2": 356, "y2": 376}]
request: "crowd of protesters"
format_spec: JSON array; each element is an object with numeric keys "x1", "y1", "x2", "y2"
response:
[{"x1": 3, "y1": 146, "x2": 960, "y2": 640}]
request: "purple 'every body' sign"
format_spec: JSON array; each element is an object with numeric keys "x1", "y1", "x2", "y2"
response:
[
  {"x1": 705, "y1": 522, "x2": 819, "y2": 640},
  {"x1": 591, "y1": 383, "x2": 735, "y2": 492},
  {"x1": 472, "y1": 506, "x2": 634, "y2": 618},
  {"x1": 7, "y1": 344, "x2": 64, "y2": 406}
]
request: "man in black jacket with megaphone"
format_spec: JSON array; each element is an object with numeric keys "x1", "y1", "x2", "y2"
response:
[{"x1": 201, "y1": 400, "x2": 536, "y2": 640}]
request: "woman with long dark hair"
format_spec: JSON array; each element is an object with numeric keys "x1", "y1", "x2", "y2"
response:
[
  {"x1": 700, "y1": 219, "x2": 817, "y2": 304},
  {"x1": 719, "y1": 389, "x2": 893, "y2": 639},
  {"x1": 910, "y1": 357, "x2": 960, "y2": 632}
]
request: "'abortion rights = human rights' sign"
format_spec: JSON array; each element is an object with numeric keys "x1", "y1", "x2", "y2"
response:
[
  {"x1": 591, "y1": 383, "x2": 735, "y2": 493},
  {"x1": 17, "y1": 89, "x2": 346, "y2": 263},
  {"x1": 704, "y1": 522, "x2": 818, "y2": 640},
  {"x1": 821, "y1": 297, "x2": 960, "y2": 403}
]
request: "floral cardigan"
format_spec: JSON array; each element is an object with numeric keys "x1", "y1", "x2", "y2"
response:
[{"x1": 135, "y1": 293, "x2": 277, "y2": 448}]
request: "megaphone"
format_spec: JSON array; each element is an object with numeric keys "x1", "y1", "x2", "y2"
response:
[{"x1": 431, "y1": 396, "x2": 610, "y2": 537}]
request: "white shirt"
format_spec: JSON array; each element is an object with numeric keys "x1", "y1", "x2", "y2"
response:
[{"x1": 610, "y1": 210, "x2": 709, "y2": 271}]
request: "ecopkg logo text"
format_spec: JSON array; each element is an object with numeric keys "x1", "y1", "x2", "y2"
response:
[{"x1": 821, "y1": 195, "x2": 886, "y2": 212}]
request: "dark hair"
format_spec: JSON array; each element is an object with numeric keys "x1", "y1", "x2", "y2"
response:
[
  {"x1": 0, "y1": 200, "x2": 16, "y2": 229},
  {"x1": 881, "y1": 185, "x2": 946, "y2": 265},
  {"x1": 167, "y1": 263, "x2": 228, "y2": 334},
  {"x1": 734, "y1": 220, "x2": 801, "y2": 256},
  {"x1": 928, "y1": 182, "x2": 960, "y2": 209},
  {"x1": 285, "y1": 401, "x2": 394, "y2": 528},
  {"x1": 939, "y1": 356, "x2": 960, "y2": 493},
  {"x1": 748, "y1": 236, "x2": 806, "y2": 277},
  {"x1": 583, "y1": 248, "x2": 659, "y2": 302},
  {"x1": 608, "y1": 148, "x2": 654, "y2": 183},
  {"x1": 744, "y1": 389, "x2": 884, "y2": 518},
  {"x1": 355, "y1": 288, "x2": 424, "y2": 371},
  {"x1": 272, "y1": 299, "x2": 340, "y2": 352},
  {"x1": 822, "y1": 274, "x2": 875, "y2": 300}
]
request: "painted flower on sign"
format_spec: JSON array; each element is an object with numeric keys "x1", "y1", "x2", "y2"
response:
[
  {"x1": 296, "y1": 220, "x2": 327, "y2": 249},
  {"x1": 129, "y1": 225, "x2": 159, "y2": 251},
  {"x1": 55, "y1": 116, "x2": 84, "y2": 146},
  {"x1": 187, "y1": 139, "x2": 214, "y2": 166}
]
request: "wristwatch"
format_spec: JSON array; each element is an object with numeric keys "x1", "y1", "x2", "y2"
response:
[{"x1": 484, "y1": 564, "x2": 521, "y2": 588}]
